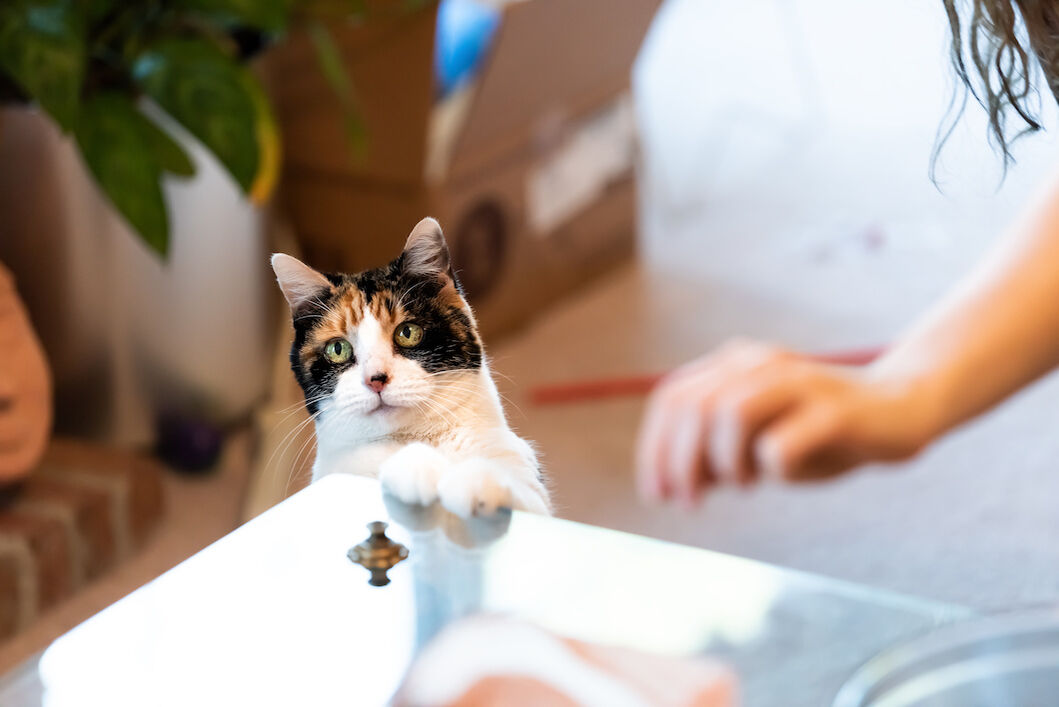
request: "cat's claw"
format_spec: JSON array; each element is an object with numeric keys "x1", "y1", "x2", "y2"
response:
[
  {"x1": 438, "y1": 459, "x2": 550, "y2": 517},
  {"x1": 379, "y1": 443, "x2": 449, "y2": 506}
]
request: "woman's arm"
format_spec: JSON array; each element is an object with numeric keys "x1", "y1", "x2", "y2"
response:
[
  {"x1": 873, "y1": 170, "x2": 1059, "y2": 435},
  {"x1": 636, "y1": 171, "x2": 1059, "y2": 505}
]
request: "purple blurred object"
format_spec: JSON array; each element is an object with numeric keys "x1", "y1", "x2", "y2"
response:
[{"x1": 156, "y1": 413, "x2": 224, "y2": 474}]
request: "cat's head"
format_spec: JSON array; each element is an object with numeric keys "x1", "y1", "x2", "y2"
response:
[{"x1": 272, "y1": 218, "x2": 483, "y2": 435}]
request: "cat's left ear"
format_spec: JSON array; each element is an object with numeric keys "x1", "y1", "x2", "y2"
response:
[
  {"x1": 402, "y1": 217, "x2": 452, "y2": 279},
  {"x1": 271, "y1": 253, "x2": 332, "y2": 315}
]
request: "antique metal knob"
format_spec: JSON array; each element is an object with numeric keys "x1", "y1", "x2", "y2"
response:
[{"x1": 347, "y1": 521, "x2": 409, "y2": 586}]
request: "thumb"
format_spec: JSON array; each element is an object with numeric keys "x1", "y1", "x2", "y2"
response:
[{"x1": 755, "y1": 405, "x2": 849, "y2": 481}]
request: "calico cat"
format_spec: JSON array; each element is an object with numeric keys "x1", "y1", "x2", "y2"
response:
[{"x1": 271, "y1": 218, "x2": 551, "y2": 516}]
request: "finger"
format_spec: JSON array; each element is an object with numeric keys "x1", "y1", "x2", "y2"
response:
[
  {"x1": 636, "y1": 388, "x2": 680, "y2": 501},
  {"x1": 788, "y1": 450, "x2": 857, "y2": 482},
  {"x1": 754, "y1": 404, "x2": 846, "y2": 481},
  {"x1": 647, "y1": 354, "x2": 776, "y2": 497},
  {"x1": 637, "y1": 366, "x2": 723, "y2": 501},
  {"x1": 711, "y1": 376, "x2": 800, "y2": 485},
  {"x1": 665, "y1": 403, "x2": 713, "y2": 507},
  {"x1": 656, "y1": 365, "x2": 737, "y2": 500},
  {"x1": 663, "y1": 339, "x2": 779, "y2": 385},
  {"x1": 638, "y1": 344, "x2": 787, "y2": 502}
]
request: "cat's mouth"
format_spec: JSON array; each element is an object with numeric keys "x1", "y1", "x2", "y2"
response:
[{"x1": 368, "y1": 398, "x2": 401, "y2": 415}]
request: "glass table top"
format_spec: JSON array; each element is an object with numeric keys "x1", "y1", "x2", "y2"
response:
[{"x1": 2, "y1": 475, "x2": 971, "y2": 706}]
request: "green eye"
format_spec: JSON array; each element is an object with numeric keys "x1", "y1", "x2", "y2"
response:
[
  {"x1": 394, "y1": 322, "x2": 424, "y2": 348},
  {"x1": 324, "y1": 338, "x2": 353, "y2": 364}
]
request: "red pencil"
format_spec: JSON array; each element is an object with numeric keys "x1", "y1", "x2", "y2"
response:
[{"x1": 528, "y1": 346, "x2": 885, "y2": 405}]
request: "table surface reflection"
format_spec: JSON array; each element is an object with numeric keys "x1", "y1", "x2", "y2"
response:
[{"x1": 5, "y1": 475, "x2": 971, "y2": 706}]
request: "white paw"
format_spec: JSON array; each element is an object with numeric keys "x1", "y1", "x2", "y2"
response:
[
  {"x1": 438, "y1": 458, "x2": 551, "y2": 517},
  {"x1": 379, "y1": 443, "x2": 450, "y2": 506}
]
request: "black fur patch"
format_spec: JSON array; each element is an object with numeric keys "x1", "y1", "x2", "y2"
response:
[{"x1": 289, "y1": 290, "x2": 352, "y2": 414}]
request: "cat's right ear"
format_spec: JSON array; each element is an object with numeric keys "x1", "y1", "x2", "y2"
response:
[{"x1": 271, "y1": 254, "x2": 332, "y2": 315}]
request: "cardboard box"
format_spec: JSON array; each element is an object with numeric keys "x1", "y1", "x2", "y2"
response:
[{"x1": 266, "y1": 0, "x2": 660, "y2": 336}]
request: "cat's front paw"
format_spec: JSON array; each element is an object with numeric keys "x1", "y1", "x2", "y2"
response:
[
  {"x1": 379, "y1": 443, "x2": 450, "y2": 507},
  {"x1": 437, "y1": 459, "x2": 550, "y2": 517}
]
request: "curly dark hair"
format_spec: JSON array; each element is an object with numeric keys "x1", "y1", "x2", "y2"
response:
[{"x1": 935, "y1": 1, "x2": 1059, "y2": 178}]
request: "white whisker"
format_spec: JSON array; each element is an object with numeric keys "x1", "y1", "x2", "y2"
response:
[{"x1": 263, "y1": 407, "x2": 321, "y2": 487}]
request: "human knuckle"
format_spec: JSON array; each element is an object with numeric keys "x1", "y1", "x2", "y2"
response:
[
  {"x1": 817, "y1": 405, "x2": 847, "y2": 435},
  {"x1": 646, "y1": 385, "x2": 679, "y2": 412},
  {"x1": 713, "y1": 338, "x2": 759, "y2": 362},
  {"x1": 758, "y1": 344, "x2": 789, "y2": 363},
  {"x1": 715, "y1": 388, "x2": 752, "y2": 421}
]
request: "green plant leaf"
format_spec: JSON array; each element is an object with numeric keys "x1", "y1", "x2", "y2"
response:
[
  {"x1": 75, "y1": 93, "x2": 169, "y2": 255},
  {"x1": 0, "y1": 0, "x2": 85, "y2": 131},
  {"x1": 306, "y1": 21, "x2": 365, "y2": 155},
  {"x1": 175, "y1": 0, "x2": 289, "y2": 32},
  {"x1": 85, "y1": 0, "x2": 114, "y2": 24},
  {"x1": 141, "y1": 115, "x2": 196, "y2": 178},
  {"x1": 133, "y1": 38, "x2": 260, "y2": 192}
]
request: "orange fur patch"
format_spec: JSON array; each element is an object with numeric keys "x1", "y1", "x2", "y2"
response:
[{"x1": 298, "y1": 285, "x2": 422, "y2": 365}]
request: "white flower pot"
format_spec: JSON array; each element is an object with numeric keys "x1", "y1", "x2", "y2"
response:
[{"x1": 0, "y1": 107, "x2": 271, "y2": 446}]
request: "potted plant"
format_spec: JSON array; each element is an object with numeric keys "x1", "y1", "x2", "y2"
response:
[
  {"x1": 0, "y1": 0, "x2": 430, "y2": 255},
  {"x1": 0, "y1": 0, "x2": 429, "y2": 447}
]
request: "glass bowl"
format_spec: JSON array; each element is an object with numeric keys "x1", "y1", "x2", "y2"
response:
[{"x1": 834, "y1": 608, "x2": 1059, "y2": 706}]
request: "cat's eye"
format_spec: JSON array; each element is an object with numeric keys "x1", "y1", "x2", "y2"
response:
[
  {"x1": 324, "y1": 338, "x2": 353, "y2": 364},
  {"x1": 394, "y1": 322, "x2": 424, "y2": 348}
]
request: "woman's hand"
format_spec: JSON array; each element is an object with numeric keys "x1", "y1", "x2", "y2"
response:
[
  {"x1": 636, "y1": 172, "x2": 1059, "y2": 506},
  {"x1": 635, "y1": 340, "x2": 940, "y2": 506}
]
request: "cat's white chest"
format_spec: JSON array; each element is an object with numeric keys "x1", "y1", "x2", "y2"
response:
[{"x1": 312, "y1": 441, "x2": 402, "y2": 481}]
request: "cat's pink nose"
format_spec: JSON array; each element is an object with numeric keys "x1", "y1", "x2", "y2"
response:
[{"x1": 366, "y1": 372, "x2": 389, "y2": 393}]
